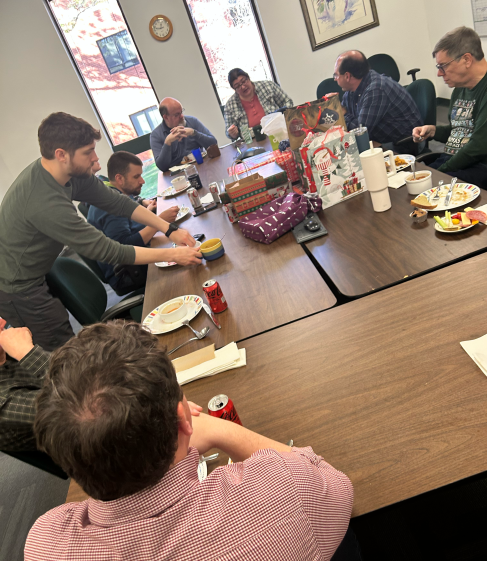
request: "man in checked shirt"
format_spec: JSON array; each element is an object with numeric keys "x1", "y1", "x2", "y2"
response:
[
  {"x1": 26, "y1": 321, "x2": 359, "y2": 561},
  {"x1": 333, "y1": 50, "x2": 422, "y2": 154}
]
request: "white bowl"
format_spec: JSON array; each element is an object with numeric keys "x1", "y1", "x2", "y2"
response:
[
  {"x1": 171, "y1": 176, "x2": 188, "y2": 192},
  {"x1": 158, "y1": 298, "x2": 187, "y2": 323},
  {"x1": 405, "y1": 171, "x2": 432, "y2": 195}
]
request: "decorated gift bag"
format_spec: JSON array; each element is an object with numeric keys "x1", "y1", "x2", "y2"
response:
[
  {"x1": 238, "y1": 192, "x2": 322, "y2": 244},
  {"x1": 297, "y1": 131, "x2": 327, "y2": 193},
  {"x1": 284, "y1": 95, "x2": 346, "y2": 151},
  {"x1": 275, "y1": 150, "x2": 300, "y2": 183},
  {"x1": 225, "y1": 164, "x2": 272, "y2": 220}
]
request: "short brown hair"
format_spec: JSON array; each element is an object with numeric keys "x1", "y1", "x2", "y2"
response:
[
  {"x1": 34, "y1": 321, "x2": 182, "y2": 501},
  {"x1": 107, "y1": 151, "x2": 143, "y2": 182},
  {"x1": 433, "y1": 26, "x2": 484, "y2": 61},
  {"x1": 38, "y1": 112, "x2": 101, "y2": 159},
  {"x1": 228, "y1": 68, "x2": 250, "y2": 88}
]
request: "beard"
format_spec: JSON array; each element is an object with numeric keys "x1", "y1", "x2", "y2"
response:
[{"x1": 68, "y1": 164, "x2": 93, "y2": 180}]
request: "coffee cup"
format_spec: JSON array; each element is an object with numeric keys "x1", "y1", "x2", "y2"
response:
[
  {"x1": 405, "y1": 171, "x2": 432, "y2": 195},
  {"x1": 158, "y1": 298, "x2": 187, "y2": 323},
  {"x1": 171, "y1": 176, "x2": 188, "y2": 192}
]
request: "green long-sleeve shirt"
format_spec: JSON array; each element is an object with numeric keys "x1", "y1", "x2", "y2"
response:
[
  {"x1": 0, "y1": 159, "x2": 138, "y2": 293},
  {"x1": 434, "y1": 72, "x2": 487, "y2": 173}
]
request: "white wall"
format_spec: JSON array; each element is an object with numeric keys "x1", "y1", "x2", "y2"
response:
[{"x1": 0, "y1": 0, "x2": 481, "y2": 204}]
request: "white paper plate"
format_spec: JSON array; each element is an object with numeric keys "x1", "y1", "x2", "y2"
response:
[
  {"x1": 159, "y1": 182, "x2": 191, "y2": 198},
  {"x1": 422, "y1": 183, "x2": 480, "y2": 212},
  {"x1": 143, "y1": 295, "x2": 203, "y2": 334},
  {"x1": 155, "y1": 261, "x2": 177, "y2": 268},
  {"x1": 434, "y1": 221, "x2": 476, "y2": 234},
  {"x1": 175, "y1": 206, "x2": 190, "y2": 221},
  {"x1": 385, "y1": 154, "x2": 415, "y2": 172}
]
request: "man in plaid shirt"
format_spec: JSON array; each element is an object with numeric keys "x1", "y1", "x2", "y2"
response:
[
  {"x1": 0, "y1": 327, "x2": 48, "y2": 451},
  {"x1": 334, "y1": 51, "x2": 422, "y2": 151},
  {"x1": 26, "y1": 321, "x2": 358, "y2": 561}
]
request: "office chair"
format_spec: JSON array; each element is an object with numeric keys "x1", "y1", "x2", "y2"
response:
[
  {"x1": 317, "y1": 78, "x2": 344, "y2": 101},
  {"x1": 368, "y1": 54, "x2": 421, "y2": 82}
]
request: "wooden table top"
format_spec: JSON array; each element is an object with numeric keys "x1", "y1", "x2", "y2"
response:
[
  {"x1": 184, "y1": 251, "x2": 487, "y2": 517},
  {"x1": 143, "y1": 142, "x2": 336, "y2": 357},
  {"x1": 305, "y1": 164, "x2": 487, "y2": 298}
]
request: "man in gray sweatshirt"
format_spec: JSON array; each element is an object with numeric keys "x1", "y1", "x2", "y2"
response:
[{"x1": 0, "y1": 112, "x2": 201, "y2": 350}]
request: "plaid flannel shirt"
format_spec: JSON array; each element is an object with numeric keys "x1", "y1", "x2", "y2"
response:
[
  {"x1": 0, "y1": 345, "x2": 49, "y2": 451},
  {"x1": 224, "y1": 80, "x2": 293, "y2": 138},
  {"x1": 342, "y1": 70, "x2": 422, "y2": 144}
]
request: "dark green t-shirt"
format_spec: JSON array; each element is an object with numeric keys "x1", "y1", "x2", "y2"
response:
[
  {"x1": 0, "y1": 159, "x2": 138, "y2": 293},
  {"x1": 434, "y1": 71, "x2": 487, "y2": 172}
]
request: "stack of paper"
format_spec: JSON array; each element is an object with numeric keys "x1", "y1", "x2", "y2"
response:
[
  {"x1": 460, "y1": 334, "x2": 487, "y2": 376},
  {"x1": 172, "y1": 342, "x2": 246, "y2": 385}
]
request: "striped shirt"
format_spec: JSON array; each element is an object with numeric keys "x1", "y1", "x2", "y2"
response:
[
  {"x1": 0, "y1": 345, "x2": 49, "y2": 451},
  {"x1": 25, "y1": 446, "x2": 353, "y2": 560},
  {"x1": 342, "y1": 70, "x2": 422, "y2": 144}
]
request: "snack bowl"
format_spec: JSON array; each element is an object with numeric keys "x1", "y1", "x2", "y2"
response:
[
  {"x1": 409, "y1": 208, "x2": 428, "y2": 223},
  {"x1": 173, "y1": 240, "x2": 203, "y2": 259},
  {"x1": 158, "y1": 298, "x2": 187, "y2": 323},
  {"x1": 405, "y1": 170, "x2": 432, "y2": 195},
  {"x1": 200, "y1": 238, "x2": 225, "y2": 261},
  {"x1": 171, "y1": 176, "x2": 188, "y2": 192}
]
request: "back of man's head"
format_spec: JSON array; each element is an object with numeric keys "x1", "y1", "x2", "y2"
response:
[
  {"x1": 337, "y1": 51, "x2": 370, "y2": 79},
  {"x1": 433, "y1": 26, "x2": 484, "y2": 61},
  {"x1": 107, "y1": 151, "x2": 143, "y2": 182},
  {"x1": 34, "y1": 321, "x2": 182, "y2": 501},
  {"x1": 38, "y1": 112, "x2": 101, "y2": 160}
]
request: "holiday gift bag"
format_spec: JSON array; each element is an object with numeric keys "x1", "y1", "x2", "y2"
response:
[
  {"x1": 307, "y1": 126, "x2": 367, "y2": 210},
  {"x1": 284, "y1": 95, "x2": 346, "y2": 151},
  {"x1": 238, "y1": 192, "x2": 322, "y2": 244},
  {"x1": 225, "y1": 164, "x2": 272, "y2": 219}
]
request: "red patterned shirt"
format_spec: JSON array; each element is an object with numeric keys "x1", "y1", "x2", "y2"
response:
[
  {"x1": 25, "y1": 446, "x2": 353, "y2": 561},
  {"x1": 240, "y1": 93, "x2": 266, "y2": 128}
]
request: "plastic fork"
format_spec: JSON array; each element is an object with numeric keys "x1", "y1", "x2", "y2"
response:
[{"x1": 432, "y1": 180, "x2": 444, "y2": 201}]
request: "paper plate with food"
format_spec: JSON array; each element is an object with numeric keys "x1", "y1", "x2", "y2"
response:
[
  {"x1": 433, "y1": 209, "x2": 486, "y2": 233},
  {"x1": 385, "y1": 154, "x2": 415, "y2": 173},
  {"x1": 175, "y1": 206, "x2": 190, "y2": 221},
  {"x1": 417, "y1": 182, "x2": 480, "y2": 212}
]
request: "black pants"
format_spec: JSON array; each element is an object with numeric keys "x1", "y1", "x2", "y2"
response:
[
  {"x1": 0, "y1": 281, "x2": 74, "y2": 351},
  {"x1": 429, "y1": 154, "x2": 487, "y2": 189},
  {"x1": 331, "y1": 527, "x2": 363, "y2": 561}
]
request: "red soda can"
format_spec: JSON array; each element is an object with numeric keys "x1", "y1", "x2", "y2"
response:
[
  {"x1": 188, "y1": 188, "x2": 202, "y2": 210},
  {"x1": 209, "y1": 182, "x2": 220, "y2": 204},
  {"x1": 203, "y1": 279, "x2": 228, "y2": 313},
  {"x1": 208, "y1": 394, "x2": 242, "y2": 425},
  {"x1": 223, "y1": 203, "x2": 238, "y2": 223}
]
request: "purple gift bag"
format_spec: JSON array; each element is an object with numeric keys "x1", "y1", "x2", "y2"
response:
[{"x1": 238, "y1": 192, "x2": 322, "y2": 244}]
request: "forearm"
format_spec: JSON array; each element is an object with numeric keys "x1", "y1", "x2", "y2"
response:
[
  {"x1": 133, "y1": 246, "x2": 176, "y2": 264},
  {"x1": 131, "y1": 205, "x2": 169, "y2": 234},
  {"x1": 154, "y1": 143, "x2": 173, "y2": 172},
  {"x1": 193, "y1": 129, "x2": 217, "y2": 149},
  {"x1": 138, "y1": 226, "x2": 158, "y2": 244}
]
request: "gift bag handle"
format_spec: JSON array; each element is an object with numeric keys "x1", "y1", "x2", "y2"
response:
[{"x1": 230, "y1": 160, "x2": 251, "y2": 181}]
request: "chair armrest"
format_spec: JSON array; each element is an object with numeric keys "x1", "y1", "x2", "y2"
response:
[
  {"x1": 416, "y1": 152, "x2": 441, "y2": 165},
  {"x1": 407, "y1": 68, "x2": 421, "y2": 81},
  {"x1": 101, "y1": 294, "x2": 145, "y2": 322}
]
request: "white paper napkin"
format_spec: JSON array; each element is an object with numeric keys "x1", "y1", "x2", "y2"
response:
[
  {"x1": 460, "y1": 333, "x2": 487, "y2": 376},
  {"x1": 388, "y1": 171, "x2": 410, "y2": 189},
  {"x1": 176, "y1": 342, "x2": 246, "y2": 385},
  {"x1": 199, "y1": 193, "x2": 214, "y2": 204}
]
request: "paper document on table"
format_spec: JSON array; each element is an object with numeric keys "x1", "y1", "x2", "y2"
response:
[
  {"x1": 174, "y1": 342, "x2": 246, "y2": 385},
  {"x1": 388, "y1": 171, "x2": 409, "y2": 189},
  {"x1": 460, "y1": 333, "x2": 487, "y2": 376},
  {"x1": 169, "y1": 164, "x2": 191, "y2": 174},
  {"x1": 199, "y1": 193, "x2": 214, "y2": 204}
]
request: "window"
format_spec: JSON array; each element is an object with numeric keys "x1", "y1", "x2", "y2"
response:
[
  {"x1": 183, "y1": 0, "x2": 275, "y2": 105},
  {"x1": 130, "y1": 106, "x2": 162, "y2": 136},
  {"x1": 97, "y1": 30, "x2": 139, "y2": 74}
]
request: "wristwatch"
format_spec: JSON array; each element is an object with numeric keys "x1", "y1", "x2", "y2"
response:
[{"x1": 165, "y1": 222, "x2": 179, "y2": 238}]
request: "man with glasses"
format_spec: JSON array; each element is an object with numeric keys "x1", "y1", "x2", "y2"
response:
[
  {"x1": 413, "y1": 27, "x2": 487, "y2": 188},
  {"x1": 150, "y1": 97, "x2": 217, "y2": 172}
]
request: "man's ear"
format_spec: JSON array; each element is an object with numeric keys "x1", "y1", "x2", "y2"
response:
[
  {"x1": 177, "y1": 401, "x2": 193, "y2": 436},
  {"x1": 54, "y1": 148, "x2": 68, "y2": 163}
]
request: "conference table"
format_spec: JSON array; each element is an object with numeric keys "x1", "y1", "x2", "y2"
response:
[
  {"x1": 183, "y1": 251, "x2": 487, "y2": 517},
  {"x1": 305, "y1": 163, "x2": 487, "y2": 298}
]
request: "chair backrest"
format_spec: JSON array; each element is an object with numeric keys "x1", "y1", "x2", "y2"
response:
[
  {"x1": 78, "y1": 202, "x2": 89, "y2": 219},
  {"x1": 113, "y1": 134, "x2": 151, "y2": 154},
  {"x1": 317, "y1": 78, "x2": 344, "y2": 101},
  {"x1": 46, "y1": 257, "x2": 107, "y2": 326},
  {"x1": 368, "y1": 54, "x2": 400, "y2": 82},
  {"x1": 78, "y1": 253, "x2": 110, "y2": 285},
  {"x1": 406, "y1": 79, "x2": 437, "y2": 126}
]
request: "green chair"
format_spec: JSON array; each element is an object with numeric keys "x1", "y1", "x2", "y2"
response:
[
  {"x1": 368, "y1": 54, "x2": 421, "y2": 83},
  {"x1": 113, "y1": 134, "x2": 151, "y2": 154},
  {"x1": 78, "y1": 202, "x2": 89, "y2": 219},
  {"x1": 317, "y1": 78, "x2": 344, "y2": 101},
  {"x1": 46, "y1": 257, "x2": 144, "y2": 325},
  {"x1": 406, "y1": 78, "x2": 437, "y2": 154}
]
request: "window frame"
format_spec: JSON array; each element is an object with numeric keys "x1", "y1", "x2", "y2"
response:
[
  {"x1": 181, "y1": 0, "x2": 277, "y2": 107},
  {"x1": 129, "y1": 105, "x2": 162, "y2": 136},
  {"x1": 96, "y1": 30, "x2": 140, "y2": 75}
]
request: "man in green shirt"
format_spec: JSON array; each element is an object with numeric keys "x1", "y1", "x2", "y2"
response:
[
  {"x1": 413, "y1": 26, "x2": 487, "y2": 188},
  {"x1": 0, "y1": 113, "x2": 201, "y2": 351}
]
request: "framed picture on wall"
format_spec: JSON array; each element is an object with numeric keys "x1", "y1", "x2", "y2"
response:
[{"x1": 300, "y1": 0, "x2": 379, "y2": 51}]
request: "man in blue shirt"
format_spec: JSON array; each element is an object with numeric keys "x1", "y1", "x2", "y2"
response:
[
  {"x1": 150, "y1": 97, "x2": 217, "y2": 172},
  {"x1": 88, "y1": 152, "x2": 179, "y2": 294},
  {"x1": 334, "y1": 51, "x2": 422, "y2": 152}
]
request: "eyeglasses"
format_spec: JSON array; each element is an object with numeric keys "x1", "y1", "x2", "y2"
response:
[
  {"x1": 169, "y1": 107, "x2": 185, "y2": 118},
  {"x1": 233, "y1": 77, "x2": 249, "y2": 90},
  {"x1": 333, "y1": 72, "x2": 341, "y2": 80},
  {"x1": 435, "y1": 55, "x2": 464, "y2": 74}
]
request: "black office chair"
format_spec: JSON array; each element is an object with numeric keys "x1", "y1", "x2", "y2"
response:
[
  {"x1": 368, "y1": 54, "x2": 421, "y2": 82},
  {"x1": 317, "y1": 78, "x2": 344, "y2": 101},
  {"x1": 406, "y1": 78, "x2": 437, "y2": 155},
  {"x1": 2, "y1": 450, "x2": 68, "y2": 479},
  {"x1": 46, "y1": 257, "x2": 144, "y2": 326}
]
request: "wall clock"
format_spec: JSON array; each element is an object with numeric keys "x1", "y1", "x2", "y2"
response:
[{"x1": 149, "y1": 15, "x2": 173, "y2": 41}]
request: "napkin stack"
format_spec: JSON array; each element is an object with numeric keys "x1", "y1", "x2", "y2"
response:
[
  {"x1": 172, "y1": 342, "x2": 246, "y2": 385},
  {"x1": 460, "y1": 333, "x2": 487, "y2": 376},
  {"x1": 388, "y1": 171, "x2": 410, "y2": 189}
]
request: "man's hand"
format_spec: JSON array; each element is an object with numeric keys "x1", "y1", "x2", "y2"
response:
[
  {"x1": 0, "y1": 327, "x2": 34, "y2": 364},
  {"x1": 187, "y1": 401, "x2": 203, "y2": 416},
  {"x1": 178, "y1": 127, "x2": 194, "y2": 138},
  {"x1": 172, "y1": 246, "x2": 202, "y2": 266},
  {"x1": 159, "y1": 206, "x2": 180, "y2": 223},
  {"x1": 413, "y1": 125, "x2": 436, "y2": 143},
  {"x1": 165, "y1": 126, "x2": 186, "y2": 146},
  {"x1": 169, "y1": 228, "x2": 196, "y2": 247},
  {"x1": 189, "y1": 413, "x2": 219, "y2": 455},
  {"x1": 227, "y1": 124, "x2": 239, "y2": 139},
  {"x1": 146, "y1": 200, "x2": 157, "y2": 213}
]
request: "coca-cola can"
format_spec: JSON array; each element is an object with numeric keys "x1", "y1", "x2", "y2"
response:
[
  {"x1": 208, "y1": 394, "x2": 242, "y2": 425},
  {"x1": 202, "y1": 279, "x2": 228, "y2": 313},
  {"x1": 188, "y1": 188, "x2": 202, "y2": 209},
  {"x1": 209, "y1": 182, "x2": 220, "y2": 204},
  {"x1": 223, "y1": 203, "x2": 238, "y2": 223}
]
